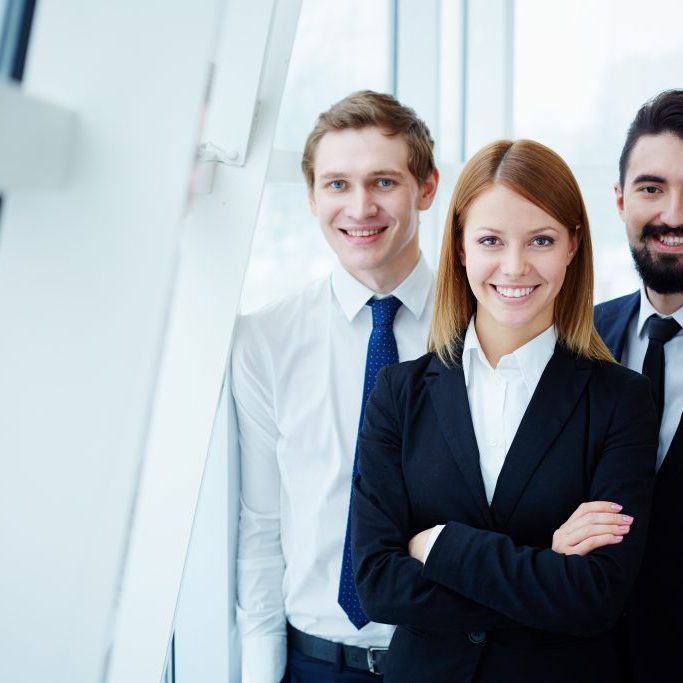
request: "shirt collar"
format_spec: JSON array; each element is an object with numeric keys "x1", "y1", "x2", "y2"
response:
[
  {"x1": 462, "y1": 317, "x2": 557, "y2": 394},
  {"x1": 635, "y1": 286, "x2": 683, "y2": 337},
  {"x1": 331, "y1": 253, "x2": 433, "y2": 322}
]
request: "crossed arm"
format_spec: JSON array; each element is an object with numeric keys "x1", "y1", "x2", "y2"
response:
[
  {"x1": 353, "y1": 367, "x2": 658, "y2": 637},
  {"x1": 409, "y1": 500, "x2": 635, "y2": 562}
]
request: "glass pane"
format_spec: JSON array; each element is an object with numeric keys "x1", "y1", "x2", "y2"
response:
[
  {"x1": 240, "y1": 183, "x2": 334, "y2": 314},
  {"x1": 514, "y1": 0, "x2": 683, "y2": 166},
  {"x1": 0, "y1": 0, "x2": 36, "y2": 81},
  {"x1": 273, "y1": 0, "x2": 393, "y2": 150},
  {"x1": 513, "y1": 0, "x2": 682, "y2": 302},
  {"x1": 242, "y1": 0, "x2": 393, "y2": 312}
]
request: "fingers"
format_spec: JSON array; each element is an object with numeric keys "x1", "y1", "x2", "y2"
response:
[
  {"x1": 560, "y1": 521, "x2": 632, "y2": 547},
  {"x1": 568, "y1": 533, "x2": 626, "y2": 556},
  {"x1": 561, "y1": 512, "x2": 633, "y2": 537},
  {"x1": 565, "y1": 500, "x2": 623, "y2": 523},
  {"x1": 553, "y1": 502, "x2": 636, "y2": 556}
]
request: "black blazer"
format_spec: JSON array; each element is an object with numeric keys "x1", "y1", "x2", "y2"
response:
[
  {"x1": 352, "y1": 342, "x2": 658, "y2": 683},
  {"x1": 595, "y1": 293, "x2": 683, "y2": 683}
]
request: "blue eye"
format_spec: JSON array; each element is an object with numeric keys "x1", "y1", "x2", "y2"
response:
[
  {"x1": 377, "y1": 178, "x2": 394, "y2": 188},
  {"x1": 329, "y1": 180, "x2": 346, "y2": 190},
  {"x1": 479, "y1": 236, "x2": 500, "y2": 247},
  {"x1": 531, "y1": 236, "x2": 554, "y2": 247}
]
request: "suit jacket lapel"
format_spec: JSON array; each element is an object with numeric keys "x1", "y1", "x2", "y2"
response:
[
  {"x1": 595, "y1": 292, "x2": 681, "y2": 485},
  {"x1": 490, "y1": 344, "x2": 593, "y2": 529},
  {"x1": 657, "y1": 412, "x2": 683, "y2": 484},
  {"x1": 596, "y1": 292, "x2": 639, "y2": 362},
  {"x1": 424, "y1": 352, "x2": 493, "y2": 527}
]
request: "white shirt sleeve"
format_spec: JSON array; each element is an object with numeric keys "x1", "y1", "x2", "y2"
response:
[
  {"x1": 232, "y1": 317, "x2": 287, "y2": 683},
  {"x1": 423, "y1": 524, "x2": 445, "y2": 562}
]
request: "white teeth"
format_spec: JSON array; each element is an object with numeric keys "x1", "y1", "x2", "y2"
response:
[
  {"x1": 495, "y1": 286, "x2": 535, "y2": 298},
  {"x1": 346, "y1": 228, "x2": 383, "y2": 237},
  {"x1": 658, "y1": 234, "x2": 683, "y2": 246}
]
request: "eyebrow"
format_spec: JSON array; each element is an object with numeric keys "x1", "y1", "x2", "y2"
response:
[
  {"x1": 631, "y1": 174, "x2": 667, "y2": 185},
  {"x1": 318, "y1": 170, "x2": 407, "y2": 181},
  {"x1": 370, "y1": 170, "x2": 406, "y2": 179},
  {"x1": 472, "y1": 226, "x2": 561, "y2": 234}
]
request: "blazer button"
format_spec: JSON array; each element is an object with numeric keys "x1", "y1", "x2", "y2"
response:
[{"x1": 468, "y1": 631, "x2": 487, "y2": 644}]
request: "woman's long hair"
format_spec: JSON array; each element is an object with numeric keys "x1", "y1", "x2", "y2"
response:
[{"x1": 428, "y1": 139, "x2": 614, "y2": 365}]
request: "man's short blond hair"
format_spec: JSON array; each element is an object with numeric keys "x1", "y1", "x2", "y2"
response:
[{"x1": 301, "y1": 90, "x2": 435, "y2": 189}]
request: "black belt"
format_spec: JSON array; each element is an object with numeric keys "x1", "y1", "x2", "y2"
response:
[{"x1": 287, "y1": 623, "x2": 387, "y2": 675}]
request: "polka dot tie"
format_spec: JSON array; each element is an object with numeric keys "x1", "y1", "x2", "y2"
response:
[{"x1": 338, "y1": 295, "x2": 402, "y2": 629}]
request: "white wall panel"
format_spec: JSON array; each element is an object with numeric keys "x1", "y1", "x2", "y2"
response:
[
  {"x1": 107, "y1": 1, "x2": 301, "y2": 680},
  {"x1": 0, "y1": 1, "x2": 224, "y2": 681}
]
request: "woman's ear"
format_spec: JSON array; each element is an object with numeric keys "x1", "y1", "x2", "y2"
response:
[
  {"x1": 457, "y1": 230, "x2": 466, "y2": 267},
  {"x1": 567, "y1": 225, "x2": 582, "y2": 263}
]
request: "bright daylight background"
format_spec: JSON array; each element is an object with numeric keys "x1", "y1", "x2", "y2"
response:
[{"x1": 240, "y1": 0, "x2": 683, "y2": 314}]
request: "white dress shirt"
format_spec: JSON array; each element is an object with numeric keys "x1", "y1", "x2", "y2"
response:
[
  {"x1": 232, "y1": 256, "x2": 433, "y2": 683},
  {"x1": 622, "y1": 287, "x2": 683, "y2": 470},
  {"x1": 424, "y1": 319, "x2": 557, "y2": 560}
]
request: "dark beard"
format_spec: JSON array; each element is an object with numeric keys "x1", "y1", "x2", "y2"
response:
[{"x1": 630, "y1": 224, "x2": 683, "y2": 294}]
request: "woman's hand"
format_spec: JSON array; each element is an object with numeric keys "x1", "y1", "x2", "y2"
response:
[
  {"x1": 409, "y1": 528, "x2": 436, "y2": 562},
  {"x1": 552, "y1": 501, "x2": 634, "y2": 556}
]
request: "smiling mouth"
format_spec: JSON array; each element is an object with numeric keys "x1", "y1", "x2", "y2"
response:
[
  {"x1": 642, "y1": 226, "x2": 683, "y2": 247},
  {"x1": 341, "y1": 226, "x2": 388, "y2": 237},
  {"x1": 655, "y1": 232, "x2": 683, "y2": 247},
  {"x1": 493, "y1": 285, "x2": 539, "y2": 298}
]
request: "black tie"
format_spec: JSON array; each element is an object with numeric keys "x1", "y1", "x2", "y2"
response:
[{"x1": 641, "y1": 315, "x2": 681, "y2": 424}]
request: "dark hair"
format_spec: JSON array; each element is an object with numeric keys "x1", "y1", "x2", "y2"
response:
[
  {"x1": 301, "y1": 90, "x2": 435, "y2": 189},
  {"x1": 619, "y1": 89, "x2": 683, "y2": 186}
]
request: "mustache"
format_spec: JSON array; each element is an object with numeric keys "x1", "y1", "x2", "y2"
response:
[{"x1": 641, "y1": 223, "x2": 683, "y2": 240}]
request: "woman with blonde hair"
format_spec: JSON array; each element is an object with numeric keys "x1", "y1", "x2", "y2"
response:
[{"x1": 351, "y1": 139, "x2": 658, "y2": 682}]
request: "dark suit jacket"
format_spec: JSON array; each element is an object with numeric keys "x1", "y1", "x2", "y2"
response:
[
  {"x1": 595, "y1": 292, "x2": 683, "y2": 683},
  {"x1": 352, "y1": 342, "x2": 658, "y2": 683}
]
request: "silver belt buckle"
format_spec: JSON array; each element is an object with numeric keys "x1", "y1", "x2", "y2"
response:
[{"x1": 367, "y1": 646, "x2": 388, "y2": 675}]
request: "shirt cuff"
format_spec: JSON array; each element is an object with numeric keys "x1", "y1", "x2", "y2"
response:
[
  {"x1": 241, "y1": 634, "x2": 287, "y2": 683},
  {"x1": 423, "y1": 524, "x2": 445, "y2": 562}
]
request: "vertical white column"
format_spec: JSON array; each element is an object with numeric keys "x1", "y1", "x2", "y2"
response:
[
  {"x1": 107, "y1": 1, "x2": 301, "y2": 681},
  {"x1": 464, "y1": 0, "x2": 514, "y2": 156},
  {"x1": 0, "y1": 1, "x2": 226, "y2": 681},
  {"x1": 395, "y1": 0, "x2": 442, "y2": 266}
]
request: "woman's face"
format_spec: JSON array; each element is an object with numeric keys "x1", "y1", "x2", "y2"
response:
[{"x1": 460, "y1": 183, "x2": 578, "y2": 337}]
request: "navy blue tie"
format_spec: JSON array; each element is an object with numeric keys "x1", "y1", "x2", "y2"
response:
[{"x1": 338, "y1": 295, "x2": 402, "y2": 629}]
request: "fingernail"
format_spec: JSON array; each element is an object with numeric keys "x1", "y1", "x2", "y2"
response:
[
  {"x1": 610, "y1": 503, "x2": 623, "y2": 511},
  {"x1": 622, "y1": 515, "x2": 634, "y2": 524},
  {"x1": 618, "y1": 525, "x2": 630, "y2": 532},
  {"x1": 615, "y1": 536, "x2": 623, "y2": 542}
]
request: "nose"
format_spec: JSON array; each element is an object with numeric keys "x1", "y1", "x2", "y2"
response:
[
  {"x1": 345, "y1": 187, "x2": 378, "y2": 220},
  {"x1": 500, "y1": 246, "x2": 529, "y2": 279},
  {"x1": 661, "y1": 191, "x2": 683, "y2": 228}
]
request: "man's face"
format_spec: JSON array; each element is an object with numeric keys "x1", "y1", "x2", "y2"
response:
[
  {"x1": 616, "y1": 132, "x2": 683, "y2": 294},
  {"x1": 308, "y1": 126, "x2": 437, "y2": 291}
]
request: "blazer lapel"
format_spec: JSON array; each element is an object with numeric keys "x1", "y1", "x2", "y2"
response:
[
  {"x1": 424, "y1": 352, "x2": 493, "y2": 527},
  {"x1": 490, "y1": 344, "x2": 593, "y2": 529},
  {"x1": 596, "y1": 292, "x2": 639, "y2": 362},
  {"x1": 657, "y1": 412, "x2": 683, "y2": 484}
]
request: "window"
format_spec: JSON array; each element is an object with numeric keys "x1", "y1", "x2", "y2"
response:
[
  {"x1": 514, "y1": 0, "x2": 683, "y2": 301},
  {"x1": 240, "y1": 0, "x2": 394, "y2": 313},
  {"x1": 0, "y1": 0, "x2": 36, "y2": 82}
]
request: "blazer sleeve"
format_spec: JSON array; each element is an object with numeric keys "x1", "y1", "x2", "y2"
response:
[
  {"x1": 421, "y1": 370, "x2": 658, "y2": 637},
  {"x1": 352, "y1": 367, "x2": 518, "y2": 632}
]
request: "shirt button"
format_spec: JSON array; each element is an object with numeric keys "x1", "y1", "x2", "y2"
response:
[
  {"x1": 490, "y1": 439, "x2": 499, "y2": 447},
  {"x1": 468, "y1": 631, "x2": 487, "y2": 644}
]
